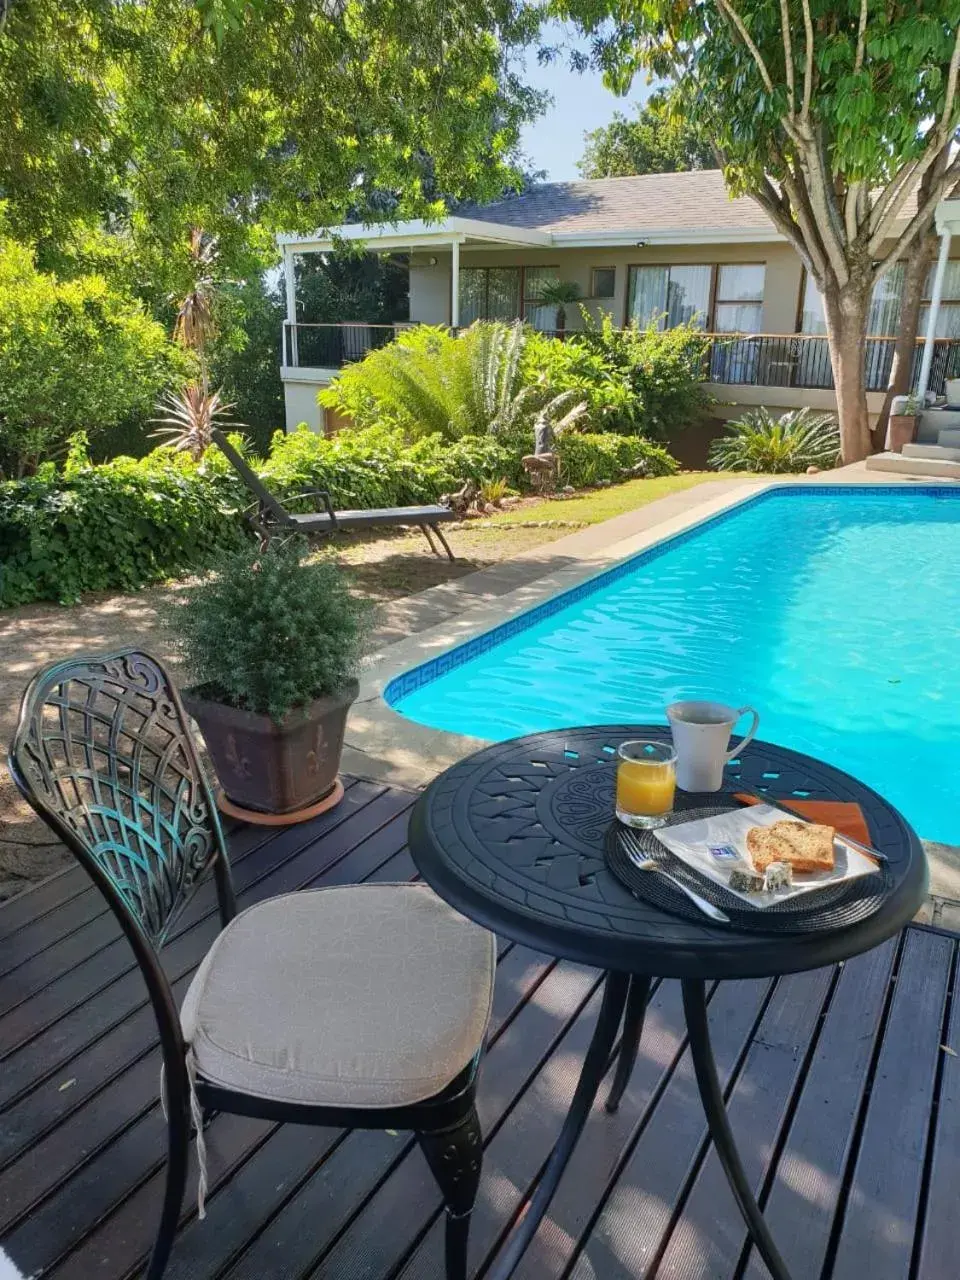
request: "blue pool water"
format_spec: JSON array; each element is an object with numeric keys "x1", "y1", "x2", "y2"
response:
[{"x1": 388, "y1": 487, "x2": 960, "y2": 843}]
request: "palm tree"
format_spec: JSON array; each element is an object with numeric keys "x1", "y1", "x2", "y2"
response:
[{"x1": 534, "y1": 280, "x2": 583, "y2": 336}]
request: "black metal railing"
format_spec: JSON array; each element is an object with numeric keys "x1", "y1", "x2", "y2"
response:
[
  {"x1": 704, "y1": 333, "x2": 960, "y2": 396},
  {"x1": 282, "y1": 322, "x2": 400, "y2": 369},
  {"x1": 282, "y1": 321, "x2": 960, "y2": 398}
]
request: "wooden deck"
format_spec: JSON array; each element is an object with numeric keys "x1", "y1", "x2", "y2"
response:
[{"x1": 0, "y1": 775, "x2": 956, "y2": 1280}]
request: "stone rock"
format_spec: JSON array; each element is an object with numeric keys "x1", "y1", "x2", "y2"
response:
[{"x1": 806, "y1": 465, "x2": 821, "y2": 475}]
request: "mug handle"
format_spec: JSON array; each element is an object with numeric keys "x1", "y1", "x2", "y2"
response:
[{"x1": 727, "y1": 706, "x2": 760, "y2": 758}]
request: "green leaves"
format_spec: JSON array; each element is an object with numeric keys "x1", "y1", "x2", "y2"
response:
[
  {"x1": 0, "y1": 232, "x2": 187, "y2": 477},
  {"x1": 708, "y1": 407, "x2": 841, "y2": 474},
  {"x1": 165, "y1": 539, "x2": 372, "y2": 719},
  {"x1": 0, "y1": 1, "x2": 546, "y2": 279}
]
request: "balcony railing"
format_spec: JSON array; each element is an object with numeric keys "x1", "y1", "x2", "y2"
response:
[
  {"x1": 282, "y1": 321, "x2": 400, "y2": 369},
  {"x1": 282, "y1": 321, "x2": 960, "y2": 398},
  {"x1": 703, "y1": 333, "x2": 960, "y2": 397}
]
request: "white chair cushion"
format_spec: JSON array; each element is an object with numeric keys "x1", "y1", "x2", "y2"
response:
[{"x1": 180, "y1": 883, "x2": 496, "y2": 1108}]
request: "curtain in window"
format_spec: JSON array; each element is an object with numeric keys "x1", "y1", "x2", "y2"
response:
[
  {"x1": 664, "y1": 265, "x2": 712, "y2": 328},
  {"x1": 523, "y1": 266, "x2": 561, "y2": 330},
  {"x1": 800, "y1": 268, "x2": 905, "y2": 337},
  {"x1": 485, "y1": 268, "x2": 522, "y2": 321},
  {"x1": 714, "y1": 264, "x2": 764, "y2": 333},
  {"x1": 919, "y1": 261, "x2": 960, "y2": 338},
  {"x1": 867, "y1": 263, "x2": 904, "y2": 335},
  {"x1": 627, "y1": 266, "x2": 669, "y2": 327},
  {"x1": 459, "y1": 269, "x2": 486, "y2": 325}
]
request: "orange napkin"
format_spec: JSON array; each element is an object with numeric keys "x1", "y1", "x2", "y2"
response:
[{"x1": 733, "y1": 793, "x2": 871, "y2": 847}]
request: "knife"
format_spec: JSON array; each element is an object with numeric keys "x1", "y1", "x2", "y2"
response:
[{"x1": 732, "y1": 791, "x2": 889, "y2": 864}]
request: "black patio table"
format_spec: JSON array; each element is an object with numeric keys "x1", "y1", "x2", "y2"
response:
[{"x1": 408, "y1": 725, "x2": 928, "y2": 1280}]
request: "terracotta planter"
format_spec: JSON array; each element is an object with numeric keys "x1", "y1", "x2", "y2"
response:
[
  {"x1": 885, "y1": 414, "x2": 917, "y2": 453},
  {"x1": 183, "y1": 680, "x2": 359, "y2": 815}
]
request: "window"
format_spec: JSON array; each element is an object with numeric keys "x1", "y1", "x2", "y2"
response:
[
  {"x1": 626, "y1": 263, "x2": 766, "y2": 332},
  {"x1": 522, "y1": 266, "x2": 561, "y2": 330},
  {"x1": 591, "y1": 267, "x2": 616, "y2": 299},
  {"x1": 799, "y1": 265, "x2": 905, "y2": 336},
  {"x1": 919, "y1": 260, "x2": 960, "y2": 339},
  {"x1": 458, "y1": 267, "x2": 522, "y2": 324},
  {"x1": 627, "y1": 264, "x2": 712, "y2": 329},
  {"x1": 457, "y1": 266, "x2": 564, "y2": 328},
  {"x1": 798, "y1": 267, "x2": 906, "y2": 390},
  {"x1": 714, "y1": 264, "x2": 765, "y2": 333}
]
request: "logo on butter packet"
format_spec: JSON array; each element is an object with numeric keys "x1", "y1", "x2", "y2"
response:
[{"x1": 708, "y1": 844, "x2": 740, "y2": 861}]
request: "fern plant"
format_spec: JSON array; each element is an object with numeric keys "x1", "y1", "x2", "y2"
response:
[
  {"x1": 708, "y1": 407, "x2": 840, "y2": 474},
  {"x1": 320, "y1": 320, "x2": 586, "y2": 444}
]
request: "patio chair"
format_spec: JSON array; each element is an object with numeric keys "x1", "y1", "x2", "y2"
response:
[
  {"x1": 8, "y1": 649, "x2": 492, "y2": 1280},
  {"x1": 211, "y1": 428, "x2": 456, "y2": 560}
]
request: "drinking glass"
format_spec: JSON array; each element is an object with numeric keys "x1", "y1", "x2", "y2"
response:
[{"x1": 616, "y1": 740, "x2": 678, "y2": 829}]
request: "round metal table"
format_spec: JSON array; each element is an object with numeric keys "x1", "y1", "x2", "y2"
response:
[{"x1": 408, "y1": 726, "x2": 927, "y2": 1280}]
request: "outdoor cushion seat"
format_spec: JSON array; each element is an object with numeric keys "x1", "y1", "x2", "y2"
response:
[{"x1": 180, "y1": 882, "x2": 496, "y2": 1107}]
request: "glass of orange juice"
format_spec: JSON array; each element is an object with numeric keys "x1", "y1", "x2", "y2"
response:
[{"x1": 616, "y1": 740, "x2": 677, "y2": 829}]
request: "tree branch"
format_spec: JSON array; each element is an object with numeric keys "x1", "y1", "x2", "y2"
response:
[
  {"x1": 779, "y1": 0, "x2": 796, "y2": 116},
  {"x1": 867, "y1": 125, "x2": 960, "y2": 257},
  {"x1": 938, "y1": 25, "x2": 960, "y2": 136},
  {"x1": 853, "y1": 0, "x2": 868, "y2": 75},
  {"x1": 800, "y1": 0, "x2": 815, "y2": 119},
  {"x1": 715, "y1": 0, "x2": 774, "y2": 94},
  {"x1": 878, "y1": 154, "x2": 960, "y2": 273}
]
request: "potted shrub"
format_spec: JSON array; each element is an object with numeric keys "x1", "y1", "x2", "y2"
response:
[
  {"x1": 168, "y1": 539, "x2": 371, "y2": 822},
  {"x1": 886, "y1": 394, "x2": 922, "y2": 453}
]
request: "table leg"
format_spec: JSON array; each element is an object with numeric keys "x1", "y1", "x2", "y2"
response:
[
  {"x1": 682, "y1": 979, "x2": 792, "y2": 1280},
  {"x1": 486, "y1": 970, "x2": 630, "y2": 1280},
  {"x1": 606, "y1": 974, "x2": 651, "y2": 1113}
]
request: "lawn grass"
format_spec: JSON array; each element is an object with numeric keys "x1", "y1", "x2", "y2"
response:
[{"x1": 485, "y1": 472, "x2": 748, "y2": 527}]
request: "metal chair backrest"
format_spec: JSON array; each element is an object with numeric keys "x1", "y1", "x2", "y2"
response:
[
  {"x1": 211, "y1": 428, "x2": 292, "y2": 526},
  {"x1": 8, "y1": 649, "x2": 235, "y2": 950}
]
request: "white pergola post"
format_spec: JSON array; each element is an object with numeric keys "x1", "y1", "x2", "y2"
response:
[
  {"x1": 916, "y1": 231, "x2": 951, "y2": 401},
  {"x1": 451, "y1": 237, "x2": 460, "y2": 329},
  {"x1": 917, "y1": 198, "x2": 960, "y2": 401},
  {"x1": 283, "y1": 246, "x2": 299, "y2": 367}
]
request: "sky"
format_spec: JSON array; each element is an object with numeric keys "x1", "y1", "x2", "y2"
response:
[{"x1": 517, "y1": 23, "x2": 652, "y2": 182}]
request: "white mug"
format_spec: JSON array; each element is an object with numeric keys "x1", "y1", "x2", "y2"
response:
[{"x1": 666, "y1": 700, "x2": 760, "y2": 792}]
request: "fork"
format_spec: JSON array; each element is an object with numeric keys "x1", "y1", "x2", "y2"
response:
[{"x1": 620, "y1": 830, "x2": 730, "y2": 924}]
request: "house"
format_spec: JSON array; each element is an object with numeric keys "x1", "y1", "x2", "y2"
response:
[{"x1": 277, "y1": 170, "x2": 960, "y2": 435}]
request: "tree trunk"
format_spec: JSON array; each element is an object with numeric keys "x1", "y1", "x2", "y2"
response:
[
  {"x1": 873, "y1": 235, "x2": 936, "y2": 451},
  {"x1": 823, "y1": 287, "x2": 873, "y2": 464}
]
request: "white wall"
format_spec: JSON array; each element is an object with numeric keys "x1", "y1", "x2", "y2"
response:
[{"x1": 281, "y1": 369, "x2": 331, "y2": 432}]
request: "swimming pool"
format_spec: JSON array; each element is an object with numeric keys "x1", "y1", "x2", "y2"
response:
[{"x1": 386, "y1": 486, "x2": 960, "y2": 843}]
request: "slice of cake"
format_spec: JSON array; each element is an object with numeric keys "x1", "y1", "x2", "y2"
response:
[{"x1": 746, "y1": 820, "x2": 836, "y2": 875}]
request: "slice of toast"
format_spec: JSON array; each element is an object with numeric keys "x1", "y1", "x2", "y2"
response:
[{"x1": 746, "y1": 820, "x2": 836, "y2": 874}]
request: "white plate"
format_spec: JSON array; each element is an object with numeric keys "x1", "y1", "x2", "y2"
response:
[{"x1": 654, "y1": 804, "x2": 879, "y2": 909}]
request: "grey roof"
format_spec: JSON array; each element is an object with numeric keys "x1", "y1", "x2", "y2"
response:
[{"x1": 457, "y1": 170, "x2": 775, "y2": 236}]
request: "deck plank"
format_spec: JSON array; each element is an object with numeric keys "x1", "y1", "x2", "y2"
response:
[
  {"x1": 0, "y1": 779, "x2": 365, "y2": 991},
  {"x1": 0, "y1": 788, "x2": 956, "y2": 1280},
  {"x1": 567, "y1": 976, "x2": 773, "y2": 1280},
  {"x1": 0, "y1": 780, "x2": 386, "y2": 1052},
  {"x1": 654, "y1": 966, "x2": 835, "y2": 1280},
  {"x1": 740, "y1": 936, "x2": 899, "y2": 1280},
  {"x1": 830, "y1": 927, "x2": 954, "y2": 1280},
  {"x1": 915, "y1": 943, "x2": 960, "y2": 1280}
]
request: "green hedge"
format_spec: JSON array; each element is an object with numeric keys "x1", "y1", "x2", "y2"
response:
[
  {"x1": 0, "y1": 427, "x2": 676, "y2": 608},
  {"x1": 0, "y1": 448, "x2": 245, "y2": 607}
]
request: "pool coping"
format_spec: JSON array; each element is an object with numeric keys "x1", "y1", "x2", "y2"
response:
[{"x1": 344, "y1": 465, "x2": 950, "y2": 792}]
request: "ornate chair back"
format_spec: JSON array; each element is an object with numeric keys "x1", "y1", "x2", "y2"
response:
[{"x1": 8, "y1": 649, "x2": 235, "y2": 1073}]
